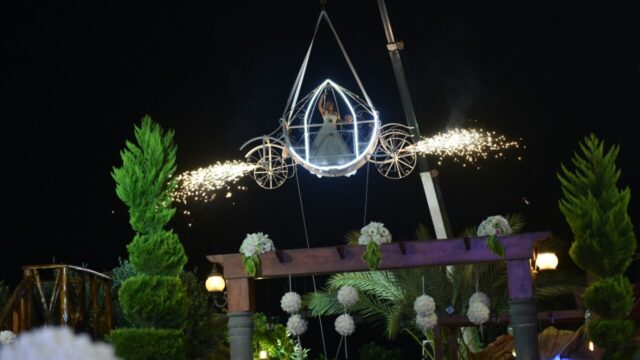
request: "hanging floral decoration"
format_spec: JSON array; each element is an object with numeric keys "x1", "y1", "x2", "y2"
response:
[
  {"x1": 281, "y1": 287, "x2": 308, "y2": 337},
  {"x1": 358, "y1": 221, "x2": 392, "y2": 270},
  {"x1": 334, "y1": 285, "x2": 358, "y2": 337},
  {"x1": 477, "y1": 215, "x2": 512, "y2": 257},
  {"x1": 281, "y1": 292, "x2": 302, "y2": 314},
  {"x1": 336, "y1": 285, "x2": 359, "y2": 308},
  {"x1": 239, "y1": 232, "x2": 275, "y2": 276},
  {"x1": 334, "y1": 314, "x2": 356, "y2": 336},
  {"x1": 287, "y1": 314, "x2": 308, "y2": 337},
  {"x1": 466, "y1": 291, "x2": 491, "y2": 325},
  {"x1": 414, "y1": 294, "x2": 438, "y2": 332}
]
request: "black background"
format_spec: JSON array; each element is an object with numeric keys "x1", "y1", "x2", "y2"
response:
[{"x1": 1, "y1": 0, "x2": 638, "y2": 357}]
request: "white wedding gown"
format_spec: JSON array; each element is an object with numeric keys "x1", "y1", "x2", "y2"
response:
[{"x1": 310, "y1": 112, "x2": 350, "y2": 166}]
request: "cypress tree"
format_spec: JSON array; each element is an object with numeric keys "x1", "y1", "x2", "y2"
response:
[
  {"x1": 558, "y1": 134, "x2": 637, "y2": 358},
  {"x1": 110, "y1": 116, "x2": 188, "y2": 360}
]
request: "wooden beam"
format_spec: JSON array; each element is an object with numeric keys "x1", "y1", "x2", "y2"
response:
[
  {"x1": 436, "y1": 309, "x2": 586, "y2": 326},
  {"x1": 207, "y1": 232, "x2": 549, "y2": 279}
]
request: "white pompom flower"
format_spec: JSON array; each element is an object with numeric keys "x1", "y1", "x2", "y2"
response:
[
  {"x1": 477, "y1": 215, "x2": 512, "y2": 237},
  {"x1": 467, "y1": 302, "x2": 490, "y2": 325},
  {"x1": 413, "y1": 295, "x2": 436, "y2": 316},
  {"x1": 416, "y1": 312, "x2": 438, "y2": 332},
  {"x1": 358, "y1": 221, "x2": 392, "y2": 246},
  {"x1": 337, "y1": 286, "x2": 359, "y2": 308},
  {"x1": 334, "y1": 314, "x2": 356, "y2": 336},
  {"x1": 0, "y1": 326, "x2": 118, "y2": 360},
  {"x1": 0, "y1": 331, "x2": 16, "y2": 346},
  {"x1": 287, "y1": 314, "x2": 308, "y2": 336},
  {"x1": 280, "y1": 292, "x2": 302, "y2": 314},
  {"x1": 469, "y1": 292, "x2": 491, "y2": 309}
]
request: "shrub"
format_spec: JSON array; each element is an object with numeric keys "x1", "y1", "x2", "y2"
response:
[
  {"x1": 119, "y1": 275, "x2": 187, "y2": 329},
  {"x1": 583, "y1": 275, "x2": 634, "y2": 319},
  {"x1": 128, "y1": 232, "x2": 187, "y2": 276},
  {"x1": 180, "y1": 271, "x2": 227, "y2": 359},
  {"x1": 109, "y1": 328, "x2": 185, "y2": 360},
  {"x1": 358, "y1": 342, "x2": 402, "y2": 360},
  {"x1": 588, "y1": 319, "x2": 635, "y2": 349}
]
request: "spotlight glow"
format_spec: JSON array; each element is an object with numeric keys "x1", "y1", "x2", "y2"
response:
[
  {"x1": 173, "y1": 160, "x2": 255, "y2": 203},
  {"x1": 410, "y1": 128, "x2": 521, "y2": 167}
]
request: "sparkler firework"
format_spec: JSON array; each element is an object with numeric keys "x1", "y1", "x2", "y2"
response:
[{"x1": 173, "y1": 160, "x2": 255, "y2": 203}]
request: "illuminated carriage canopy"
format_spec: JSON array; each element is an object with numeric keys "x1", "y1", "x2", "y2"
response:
[{"x1": 284, "y1": 79, "x2": 380, "y2": 177}]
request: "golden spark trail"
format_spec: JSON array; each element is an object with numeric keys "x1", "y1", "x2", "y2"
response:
[
  {"x1": 173, "y1": 160, "x2": 255, "y2": 203},
  {"x1": 410, "y1": 128, "x2": 522, "y2": 167}
]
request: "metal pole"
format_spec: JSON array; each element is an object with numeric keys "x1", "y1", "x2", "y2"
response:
[{"x1": 377, "y1": 0, "x2": 452, "y2": 239}]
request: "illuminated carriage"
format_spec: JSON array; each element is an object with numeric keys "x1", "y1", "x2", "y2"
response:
[
  {"x1": 240, "y1": 79, "x2": 418, "y2": 189},
  {"x1": 240, "y1": 12, "x2": 417, "y2": 189}
]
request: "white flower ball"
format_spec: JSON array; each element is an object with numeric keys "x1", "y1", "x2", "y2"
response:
[
  {"x1": 477, "y1": 215, "x2": 512, "y2": 237},
  {"x1": 415, "y1": 312, "x2": 438, "y2": 332},
  {"x1": 280, "y1": 292, "x2": 302, "y2": 314},
  {"x1": 413, "y1": 295, "x2": 436, "y2": 316},
  {"x1": 0, "y1": 326, "x2": 118, "y2": 360},
  {"x1": 469, "y1": 292, "x2": 491, "y2": 309},
  {"x1": 287, "y1": 314, "x2": 308, "y2": 336},
  {"x1": 0, "y1": 331, "x2": 16, "y2": 346},
  {"x1": 334, "y1": 314, "x2": 356, "y2": 336},
  {"x1": 467, "y1": 302, "x2": 490, "y2": 325},
  {"x1": 337, "y1": 286, "x2": 359, "y2": 308}
]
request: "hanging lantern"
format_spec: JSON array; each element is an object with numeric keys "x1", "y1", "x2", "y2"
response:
[{"x1": 535, "y1": 252, "x2": 559, "y2": 271}]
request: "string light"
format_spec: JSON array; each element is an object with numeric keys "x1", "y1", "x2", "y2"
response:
[
  {"x1": 409, "y1": 128, "x2": 521, "y2": 168},
  {"x1": 173, "y1": 160, "x2": 255, "y2": 203}
]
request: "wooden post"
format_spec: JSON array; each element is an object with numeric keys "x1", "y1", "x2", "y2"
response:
[
  {"x1": 227, "y1": 278, "x2": 255, "y2": 360},
  {"x1": 448, "y1": 326, "x2": 458, "y2": 360},
  {"x1": 90, "y1": 276, "x2": 99, "y2": 336},
  {"x1": 433, "y1": 324, "x2": 444, "y2": 359},
  {"x1": 103, "y1": 281, "x2": 113, "y2": 334},
  {"x1": 507, "y1": 260, "x2": 539, "y2": 360},
  {"x1": 60, "y1": 266, "x2": 69, "y2": 325}
]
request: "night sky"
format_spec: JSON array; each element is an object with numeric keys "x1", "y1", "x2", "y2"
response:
[{"x1": 2, "y1": 0, "x2": 639, "y2": 355}]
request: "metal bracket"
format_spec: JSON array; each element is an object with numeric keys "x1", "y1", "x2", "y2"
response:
[{"x1": 386, "y1": 41, "x2": 404, "y2": 51}]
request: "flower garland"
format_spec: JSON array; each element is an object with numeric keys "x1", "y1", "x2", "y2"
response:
[
  {"x1": 358, "y1": 221, "x2": 392, "y2": 270},
  {"x1": 477, "y1": 215, "x2": 512, "y2": 257},
  {"x1": 0, "y1": 327, "x2": 117, "y2": 360},
  {"x1": 239, "y1": 232, "x2": 275, "y2": 276}
]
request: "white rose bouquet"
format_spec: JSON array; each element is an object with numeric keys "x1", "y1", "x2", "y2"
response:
[
  {"x1": 239, "y1": 232, "x2": 275, "y2": 276},
  {"x1": 477, "y1": 215, "x2": 512, "y2": 257},
  {"x1": 358, "y1": 221, "x2": 392, "y2": 270}
]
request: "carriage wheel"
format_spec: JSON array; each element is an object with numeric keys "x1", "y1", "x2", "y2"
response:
[
  {"x1": 245, "y1": 143, "x2": 289, "y2": 189},
  {"x1": 373, "y1": 129, "x2": 417, "y2": 179}
]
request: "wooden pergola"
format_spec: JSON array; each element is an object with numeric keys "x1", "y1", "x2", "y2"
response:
[{"x1": 207, "y1": 232, "x2": 550, "y2": 360}]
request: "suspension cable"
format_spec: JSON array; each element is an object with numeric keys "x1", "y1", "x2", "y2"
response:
[{"x1": 293, "y1": 166, "x2": 328, "y2": 359}]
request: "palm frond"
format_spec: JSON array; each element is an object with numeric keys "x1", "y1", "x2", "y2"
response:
[
  {"x1": 344, "y1": 230, "x2": 360, "y2": 246},
  {"x1": 415, "y1": 223, "x2": 433, "y2": 241},
  {"x1": 505, "y1": 213, "x2": 526, "y2": 233}
]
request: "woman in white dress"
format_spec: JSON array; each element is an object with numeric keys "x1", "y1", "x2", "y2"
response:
[{"x1": 311, "y1": 92, "x2": 351, "y2": 165}]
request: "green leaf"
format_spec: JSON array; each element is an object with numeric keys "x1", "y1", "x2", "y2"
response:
[
  {"x1": 485, "y1": 235, "x2": 505, "y2": 257},
  {"x1": 362, "y1": 242, "x2": 382, "y2": 271},
  {"x1": 243, "y1": 255, "x2": 259, "y2": 277}
]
